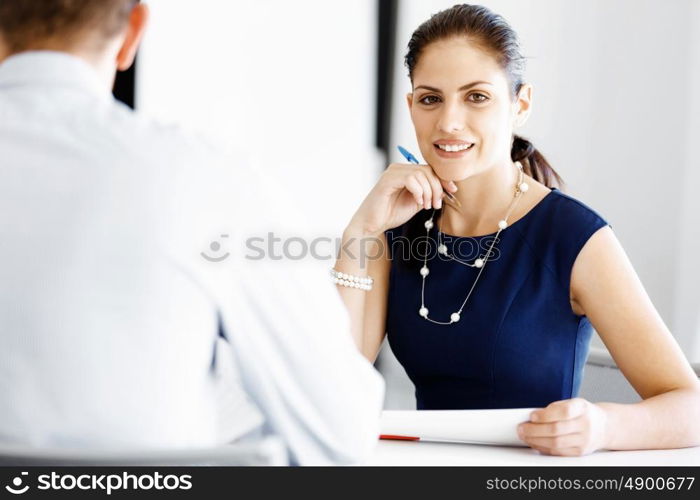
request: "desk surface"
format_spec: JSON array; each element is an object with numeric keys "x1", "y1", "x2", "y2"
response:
[{"x1": 369, "y1": 440, "x2": 700, "y2": 466}]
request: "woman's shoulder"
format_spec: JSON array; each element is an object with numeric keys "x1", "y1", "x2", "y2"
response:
[
  {"x1": 518, "y1": 187, "x2": 610, "y2": 290},
  {"x1": 520, "y1": 187, "x2": 610, "y2": 248},
  {"x1": 543, "y1": 188, "x2": 609, "y2": 232},
  {"x1": 508, "y1": 181, "x2": 610, "y2": 249}
]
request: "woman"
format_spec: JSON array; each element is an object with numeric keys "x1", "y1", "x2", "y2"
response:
[{"x1": 334, "y1": 4, "x2": 700, "y2": 456}]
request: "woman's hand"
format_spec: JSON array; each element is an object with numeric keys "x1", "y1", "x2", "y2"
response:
[
  {"x1": 347, "y1": 163, "x2": 457, "y2": 237},
  {"x1": 516, "y1": 398, "x2": 611, "y2": 456}
]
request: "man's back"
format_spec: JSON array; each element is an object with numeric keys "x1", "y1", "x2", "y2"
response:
[
  {"x1": 0, "y1": 51, "x2": 226, "y2": 448},
  {"x1": 0, "y1": 51, "x2": 384, "y2": 463}
]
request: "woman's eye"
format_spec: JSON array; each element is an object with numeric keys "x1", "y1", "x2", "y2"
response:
[
  {"x1": 419, "y1": 95, "x2": 440, "y2": 105},
  {"x1": 469, "y1": 93, "x2": 489, "y2": 103}
]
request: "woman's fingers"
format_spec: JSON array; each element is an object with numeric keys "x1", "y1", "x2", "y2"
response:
[
  {"x1": 518, "y1": 417, "x2": 581, "y2": 437},
  {"x1": 421, "y1": 170, "x2": 444, "y2": 209},
  {"x1": 419, "y1": 165, "x2": 457, "y2": 207},
  {"x1": 522, "y1": 432, "x2": 582, "y2": 450},
  {"x1": 404, "y1": 175, "x2": 425, "y2": 209},
  {"x1": 404, "y1": 171, "x2": 431, "y2": 208},
  {"x1": 414, "y1": 164, "x2": 457, "y2": 192},
  {"x1": 530, "y1": 445, "x2": 586, "y2": 457},
  {"x1": 516, "y1": 398, "x2": 607, "y2": 457},
  {"x1": 413, "y1": 172, "x2": 433, "y2": 210},
  {"x1": 384, "y1": 163, "x2": 456, "y2": 210}
]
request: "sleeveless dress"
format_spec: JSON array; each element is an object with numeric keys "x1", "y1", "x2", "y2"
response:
[{"x1": 384, "y1": 188, "x2": 610, "y2": 409}]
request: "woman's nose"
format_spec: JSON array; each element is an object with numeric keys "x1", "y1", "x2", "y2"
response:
[{"x1": 437, "y1": 104, "x2": 466, "y2": 133}]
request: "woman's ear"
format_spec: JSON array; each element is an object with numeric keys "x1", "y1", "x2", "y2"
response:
[
  {"x1": 406, "y1": 92, "x2": 414, "y2": 111},
  {"x1": 513, "y1": 83, "x2": 533, "y2": 128}
]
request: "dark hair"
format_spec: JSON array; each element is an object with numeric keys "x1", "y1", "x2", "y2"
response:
[
  {"x1": 0, "y1": 0, "x2": 138, "y2": 53},
  {"x1": 405, "y1": 3, "x2": 563, "y2": 189},
  {"x1": 395, "y1": 4, "x2": 563, "y2": 268}
]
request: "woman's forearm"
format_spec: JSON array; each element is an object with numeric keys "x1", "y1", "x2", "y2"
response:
[
  {"x1": 333, "y1": 226, "x2": 378, "y2": 352},
  {"x1": 599, "y1": 387, "x2": 700, "y2": 450}
]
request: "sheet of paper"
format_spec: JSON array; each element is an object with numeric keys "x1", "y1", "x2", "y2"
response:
[{"x1": 380, "y1": 408, "x2": 537, "y2": 446}]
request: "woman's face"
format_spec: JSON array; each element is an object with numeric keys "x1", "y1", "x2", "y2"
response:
[{"x1": 407, "y1": 37, "x2": 531, "y2": 182}]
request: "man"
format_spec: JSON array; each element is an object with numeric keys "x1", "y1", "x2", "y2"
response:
[{"x1": 0, "y1": 0, "x2": 383, "y2": 465}]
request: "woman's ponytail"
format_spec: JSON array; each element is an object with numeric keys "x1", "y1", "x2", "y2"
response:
[
  {"x1": 511, "y1": 135, "x2": 564, "y2": 189},
  {"x1": 405, "y1": 5, "x2": 565, "y2": 190}
]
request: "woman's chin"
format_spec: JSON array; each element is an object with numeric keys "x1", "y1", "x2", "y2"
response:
[{"x1": 430, "y1": 162, "x2": 474, "y2": 183}]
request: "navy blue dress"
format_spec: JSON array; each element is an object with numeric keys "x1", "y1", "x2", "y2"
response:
[{"x1": 385, "y1": 188, "x2": 609, "y2": 409}]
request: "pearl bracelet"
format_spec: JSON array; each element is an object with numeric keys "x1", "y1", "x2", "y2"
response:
[{"x1": 330, "y1": 269, "x2": 373, "y2": 291}]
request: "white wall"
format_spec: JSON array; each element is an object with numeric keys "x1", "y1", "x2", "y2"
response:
[
  {"x1": 136, "y1": 0, "x2": 382, "y2": 237},
  {"x1": 389, "y1": 0, "x2": 700, "y2": 361},
  {"x1": 134, "y1": 0, "x2": 699, "y2": 363},
  {"x1": 676, "y1": 0, "x2": 700, "y2": 362}
]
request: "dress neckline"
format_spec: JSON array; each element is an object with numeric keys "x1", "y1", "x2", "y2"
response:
[{"x1": 436, "y1": 187, "x2": 558, "y2": 239}]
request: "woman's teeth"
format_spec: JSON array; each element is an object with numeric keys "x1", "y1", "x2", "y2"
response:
[{"x1": 436, "y1": 143, "x2": 473, "y2": 152}]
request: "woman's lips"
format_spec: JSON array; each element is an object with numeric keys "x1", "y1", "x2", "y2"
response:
[{"x1": 433, "y1": 142, "x2": 475, "y2": 158}]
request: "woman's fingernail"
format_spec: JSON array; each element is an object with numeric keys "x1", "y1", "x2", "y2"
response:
[
  {"x1": 436, "y1": 199, "x2": 442, "y2": 209},
  {"x1": 450, "y1": 182, "x2": 458, "y2": 192}
]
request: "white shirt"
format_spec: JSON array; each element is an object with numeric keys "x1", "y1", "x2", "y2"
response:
[{"x1": 0, "y1": 51, "x2": 384, "y2": 465}]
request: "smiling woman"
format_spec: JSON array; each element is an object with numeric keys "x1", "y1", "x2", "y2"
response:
[{"x1": 334, "y1": 3, "x2": 700, "y2": 457}]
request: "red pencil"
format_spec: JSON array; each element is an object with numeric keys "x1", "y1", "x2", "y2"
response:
[{"x1": 379, "y1": 434, "x2": 420, "y2": 441}]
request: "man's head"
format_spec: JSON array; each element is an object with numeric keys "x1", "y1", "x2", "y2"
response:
[{"x1": 0, "y1": 0, "x2": 148, "y2": 78}]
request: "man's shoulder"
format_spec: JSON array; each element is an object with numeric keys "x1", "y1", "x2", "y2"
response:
[
  {"x1": 106, "y1": 101, "x2": 228, "y2": 161},
  {"x1": 104, "y1": 101, "x2": 262, "y2": 194}
]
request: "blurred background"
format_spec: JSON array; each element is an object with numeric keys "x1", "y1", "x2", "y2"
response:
[{"x1": 114, "y1": 0, "x2": 700, "y2": 408}]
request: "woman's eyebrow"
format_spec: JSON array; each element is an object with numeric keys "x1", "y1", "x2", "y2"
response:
[{"x1": 414, "y1": 81, "x2": 493, "y2": 92}]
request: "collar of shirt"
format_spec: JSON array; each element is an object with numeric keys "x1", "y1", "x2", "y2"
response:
[{"x1": 0, "y1": 50, "x2": 110, "y2": 100}]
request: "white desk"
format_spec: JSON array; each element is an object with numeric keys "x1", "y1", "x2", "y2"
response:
[{"x1": 369, "y1": 440, "x2": 700, "y2": 466}]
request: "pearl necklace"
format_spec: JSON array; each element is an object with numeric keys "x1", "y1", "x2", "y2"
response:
[{"x1": 418, "y1": 161, "x2": 529, "y2": 325}]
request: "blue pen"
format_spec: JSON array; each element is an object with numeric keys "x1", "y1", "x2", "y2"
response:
[
  {"x1": 397, "y1": 145, "x2": 461, "y2": 209},
  {"x1": 397, "y1": 145, "x2": 421, "y2": 165}
]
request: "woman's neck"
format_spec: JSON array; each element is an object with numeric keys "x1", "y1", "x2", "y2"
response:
[{"x1": 440, "y1": 159, "x2": 520, "y2": 237}]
